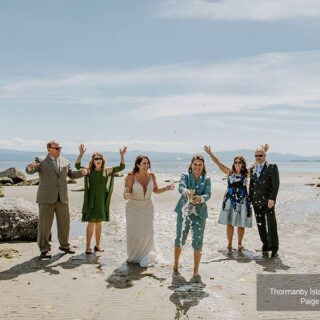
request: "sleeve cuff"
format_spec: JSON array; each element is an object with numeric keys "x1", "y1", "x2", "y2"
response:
[{"x1": 200, "y1": 196, "x2": 205, "y2": 203}]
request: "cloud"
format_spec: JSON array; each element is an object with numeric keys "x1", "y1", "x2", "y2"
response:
[
  {"x1": 1, "y1": 50, "x2": 320, "y2": 129},
  {"x1": 132, "y1": 93, "x2": 320, "y2": 121},
  {"x1": 154, "y1": 0, "x2": 320, "y2": 21},
  {"x1": 0, "y1": 138, "x2": 47, "y2": 151},
  {"x1": 123, "y1": 51, "x2": 320, "y2": 120},
  {"x1": 1, "y1": 51, "x2": 320, "y2": 103},
  {"x1": 0, "y1": 65, "x2": 197, "y2": 95}
]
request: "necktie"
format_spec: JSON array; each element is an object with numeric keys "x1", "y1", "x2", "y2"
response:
[
  {"x1": 257, "y1": 165, "x2": 262, "y2": 178},
  {"x1": 53, "y1": 158, "x2": 59, "y2": 172}
]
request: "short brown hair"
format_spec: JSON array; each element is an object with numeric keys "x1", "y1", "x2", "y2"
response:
[{"x1": 188, "y1": 155, "x2": 206, "y2": 175}]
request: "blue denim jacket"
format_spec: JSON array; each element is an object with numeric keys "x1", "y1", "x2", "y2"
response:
[{"x1": 174, "y1": 172, "x2": 211, "y2": 220}]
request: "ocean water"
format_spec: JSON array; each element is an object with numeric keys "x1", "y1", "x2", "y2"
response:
[{"x1": 1, "y1": 160, "x2": 320, "y2": 175}]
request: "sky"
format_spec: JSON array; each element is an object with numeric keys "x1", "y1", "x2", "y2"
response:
[{"x1": 1, "y1": 0, "x2": 320, "y2": 155}]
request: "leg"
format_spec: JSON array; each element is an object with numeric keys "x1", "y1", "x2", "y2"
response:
[
  {"x1": 193, "y1": 250, "x2": 202, "y2": 276},
  {"x1": 55, "y1": 201, "x2": 70, "y2": 249},
  {"x1": 254, "y1": 205, "x2": 269, "y2": 251},
  {"x1": 266, "y1": 207, "x2": 279, "y2": 255},
  {"x1": 226, "y1": 224, "x2": 234, "y2": 249},
  {"x1": 174, "y1": 246, "x2": 182, "y2": 272},
  {"x1": 94, "y1": 222, "x2": 103, "y2": 251},
  {"x1": 191, "y1": 216, "x2": 206, "y2": 276},
  {"x1": 86, "y1": 222, "x2": 94, "y2": 251},
  {"x1": 38, "y1": 204, "x2": 55, "y2": 253},
  {"x1": 237, "y1": 227, "x2": 245, "y2": 250},
  {"x1": 174, "y1": 213, "x2": 191, "y2": 272}
]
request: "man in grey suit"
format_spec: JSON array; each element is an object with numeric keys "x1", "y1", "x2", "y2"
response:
[{"x1": 26, "y1": 141, "x2": 86, "y2": 259}]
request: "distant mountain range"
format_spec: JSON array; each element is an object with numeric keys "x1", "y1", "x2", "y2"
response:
[{"x1": 0, "y1": 148, "x2": 319, "y2": 163}]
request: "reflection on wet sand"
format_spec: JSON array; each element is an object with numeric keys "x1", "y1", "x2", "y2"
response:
[
  {"x1": 106, "y1": 262, "x2": 166, "y2": 289},
  {"x1": 203, "y1": 248, "x2": 290, "y2": 273},
  {"x1": 168, "y1": 272, "x2": 209, "y2": 320}
]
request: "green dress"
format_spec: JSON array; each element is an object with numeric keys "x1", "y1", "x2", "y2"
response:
[{"x1": 75, "y1": 162, "x2": 125, "y2": 222}]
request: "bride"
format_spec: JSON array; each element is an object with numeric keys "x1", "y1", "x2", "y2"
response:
[{"x1": 123, "y1": 155, "x2": 174, "y2": 267}]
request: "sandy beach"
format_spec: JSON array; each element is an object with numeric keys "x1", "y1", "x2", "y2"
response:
[{"x1": 1, "y1": 172, "x2": 319, "y2": 320}]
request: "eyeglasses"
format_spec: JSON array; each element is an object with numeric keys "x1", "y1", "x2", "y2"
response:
[
  {"x1": 49, "y1": 146, "x2": 62, "y2": 151},
  {"x1": 234, "y1": 161, "x2": 242, "y2": 164},
  {"x1": 94, "y1": 158, "x2": 102, "y2": 161},
  {"x1": 255, "y1": 154, "x2": 264, "y2": 158}
]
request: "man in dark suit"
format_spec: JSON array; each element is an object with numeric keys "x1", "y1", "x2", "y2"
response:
[
  {"x1": 249, "y1": 147, "x2": 280, "y2": 258},
  {"x1": 26, "y1": 141, "x2": 86, "y2": 259}
]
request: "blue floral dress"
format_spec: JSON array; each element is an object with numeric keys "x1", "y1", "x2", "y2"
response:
[{"x1": 218, "y1": 173, "x2": 252, "y2": 228}]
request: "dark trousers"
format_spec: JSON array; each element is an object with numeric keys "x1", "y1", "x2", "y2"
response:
[{"x1": 253, "y1": 205, "x2": 279, "y2": 253}]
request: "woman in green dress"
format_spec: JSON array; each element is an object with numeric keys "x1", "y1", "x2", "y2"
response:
[{"x1": 76, "y1": 144, "x2": 127, "y2": 254}]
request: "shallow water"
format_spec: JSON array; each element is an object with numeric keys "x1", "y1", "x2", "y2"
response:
[{"x1": 2, "y1": 160, "x2": 320, "y2": 174}]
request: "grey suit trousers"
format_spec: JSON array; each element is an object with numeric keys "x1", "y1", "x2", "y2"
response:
[{"x1": 38, "y1": 201, "x2": 70, "y2": 252}]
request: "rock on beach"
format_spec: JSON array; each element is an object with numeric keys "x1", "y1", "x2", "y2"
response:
[{"x1": 0, "y1": 198, "x2": 38, "y2": 241}]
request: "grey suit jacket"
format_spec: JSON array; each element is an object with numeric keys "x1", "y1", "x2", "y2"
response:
[{"x1": 26, "y1": 155, "x2": 83, "y2": 204}]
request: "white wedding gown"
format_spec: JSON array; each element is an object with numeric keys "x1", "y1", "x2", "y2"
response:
[{"x1": 125, "y1": 177, "x2": 158, "y2": 267}]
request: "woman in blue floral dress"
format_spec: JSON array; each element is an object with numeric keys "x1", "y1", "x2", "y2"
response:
[{"x1": 204, "y1": 145, "x2": 252, "y2": 251}]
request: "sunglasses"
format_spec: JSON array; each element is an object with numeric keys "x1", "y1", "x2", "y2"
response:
[
  {"x1": 255, "y1": 154, "x2": 264, "y2": 158},
  {"x1": 234, "y1": 161, "x2": 242, "y2": 165},
  {"x1": 94, "y1": 157, "x2": 103, "y2": 161},
  {"x1": 49, "y1": 146, "x2": 62, "y2": 151}
]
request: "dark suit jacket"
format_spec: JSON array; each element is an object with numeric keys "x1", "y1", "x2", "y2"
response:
[
  {"x1": 26, "y1": 155, "x2": 83, "y2": 204},
  {"x1": 249, "y1": 161, "x2": 280, "y2": 207}
]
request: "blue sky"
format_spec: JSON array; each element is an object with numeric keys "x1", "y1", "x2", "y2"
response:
[{"x1": 1, "y1": 0, "x2": 320, "y2": 155}]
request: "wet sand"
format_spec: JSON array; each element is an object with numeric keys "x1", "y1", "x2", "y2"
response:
[{"x1": 0, "y1": 173, "x2": 319, "y2": 319}]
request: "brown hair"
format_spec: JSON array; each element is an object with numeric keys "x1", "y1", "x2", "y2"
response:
[
  {"x1": 88, "y1": 152, "x2": 106, "y2": 172},
  {"x1": 132, "y1": 155, "x2": 151, "y2": 174},
  {"x1": 231, "y1": 156, "x2": 248, "y2": 176},
  {"x1": 188, "y1": 154, "x2": 206, "y2": 175}
]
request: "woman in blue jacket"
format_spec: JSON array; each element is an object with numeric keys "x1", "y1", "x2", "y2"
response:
[{"x1": 173, "y1": 155, "x2": 211, "y2": 278}]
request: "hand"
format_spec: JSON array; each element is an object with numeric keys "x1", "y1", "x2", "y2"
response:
[
  {"x1": 184, "y1": 189, "x2": 192, "y2": 199},
  {"x1": 192, "y1": 195, "x2": 201, "y2": 204},
  {"x1": 120, "y1": 146, "x2": 127, "y2": 156},
  {"x1": 124, "y1": 193, "x2": 131, "y2": 200},
  {"x1": 123, "y1": 187, "x2": 131, "y2": 200},
  {"x1": 268, "y1": 199, "x2": 275, "y2": 209},
  {"x1": 28, "y1": 163, "x2": 40, "y2": 170},
  {"x1": 261, "y1": 143, "x2": 269, "y2": 153},
  {"x1": 80, "y1": 168, "x2": 88, "y2": 176},
  {"x1": 203, "y1": 145, "x2": 212, "y2": 155},
  {"x1": 78, "y1": 144, "x2": 86, "y2": 156},
  {"x1": 166, "y1": 183, "x2": 175, "y2": 191}
]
